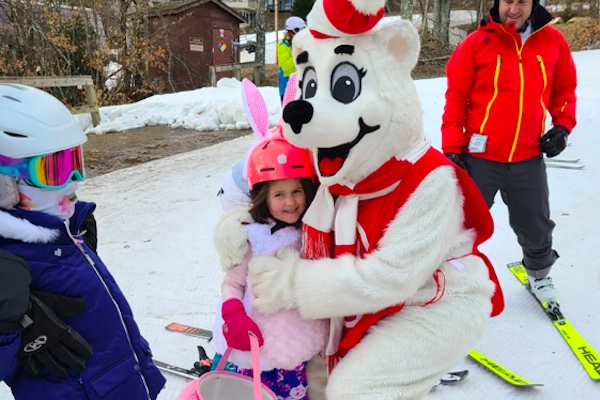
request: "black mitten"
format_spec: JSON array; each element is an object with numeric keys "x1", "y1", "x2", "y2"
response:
[
  {"x1": 81, "y1": 213, "x2": 98, "y2": 252},
  {"x1": 539, "y1": 126, "x2": 569, "y2": 158},
  {"x1": 18, "y1": 291, "x2": 93, "y2": 377},
  {"x1": 445, "y1": 153, "x2": 468, "y2": 171},
  {"x1": 0, "y1": 250, "x2": 30, "y2": 335}
]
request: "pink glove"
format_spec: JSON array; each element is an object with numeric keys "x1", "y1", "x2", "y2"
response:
[{"x1": 221, "y1": 298, "x2": 264, "y2": 351}]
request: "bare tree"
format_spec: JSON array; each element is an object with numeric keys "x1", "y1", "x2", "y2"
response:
[
  {"x1": 254, "y1": 0, "x2": 266, "y2": 83},
  {"x1": 417, "y1": 0, "x2": 431, "y2": 37},
  {"x1": 432, "y1": 0, "x2": 451, "y2": 45},
  {"x1": 402, "y1": 0, "x2": 414, "y2": 21},
  {"x1": 477, "y1": 0, "x2": 489, "y2": 24},
  {"x1": 0, "y1": 0, "x2": 173, "y2": 104}
]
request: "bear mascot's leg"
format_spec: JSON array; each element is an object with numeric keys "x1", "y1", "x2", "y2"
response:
[{"x1": 325, "y1": 255, "x2": 494, "y2": 400}]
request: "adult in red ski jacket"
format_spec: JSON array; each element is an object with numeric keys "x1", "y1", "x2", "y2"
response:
[{"x1": 441, "y1": 0, "x2": 577, "y2": 308}]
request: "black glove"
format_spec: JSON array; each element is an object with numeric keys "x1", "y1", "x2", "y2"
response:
[
  {"x1": 445, "y1": 153, "x2": 468, "y2": 171},
  {"x1": 18, "y1": 291, "x2": 93, "y2": 378},
  {"x1": 81, "y1": 213, "x2": 98, "y2": 253},
  {"x1": 0, "y1": 250, "x2": 30, "y2": 335},
  {"x1": 539, "y1": 126, "x2": 569, "y2": 158}
]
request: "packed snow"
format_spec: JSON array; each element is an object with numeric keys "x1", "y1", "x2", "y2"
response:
[{"x1": 2, "y1": 47, "x2": 600, "y2": 399}]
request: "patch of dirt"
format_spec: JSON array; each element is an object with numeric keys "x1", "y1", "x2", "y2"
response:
[
  {"x1": 84, "y1": 126, "x2": 251, "y2": 178},
  {"x1": 553, "y1": 17, "x2": 600, "y2": 51}
]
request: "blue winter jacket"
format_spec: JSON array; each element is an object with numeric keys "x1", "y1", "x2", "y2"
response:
[{"x1": 0, "y1": 202, "x2": 166, "y2": 399}]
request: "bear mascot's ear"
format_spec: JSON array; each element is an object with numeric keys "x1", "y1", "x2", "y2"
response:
[{"x1": 374, "y1": 20, "x2": 421, "y2": 73}]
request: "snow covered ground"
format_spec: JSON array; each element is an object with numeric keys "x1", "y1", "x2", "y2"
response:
[{"x1": 2, "y1": 49, "x2": 600, "y2": 399}]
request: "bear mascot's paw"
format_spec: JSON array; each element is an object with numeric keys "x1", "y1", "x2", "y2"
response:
[
  {"x1": 249, "y1": 247, "x2": 299, "y2": 314},
  {"x1": 213, "y1": 207, "x2": 252, "y2": 270}
]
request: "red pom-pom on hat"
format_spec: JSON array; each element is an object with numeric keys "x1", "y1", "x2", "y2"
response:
[{"x1": 308, "y1": 0, "x2": 385, "y2": 38}]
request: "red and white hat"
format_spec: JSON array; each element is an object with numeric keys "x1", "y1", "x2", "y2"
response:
[{"x1": 307, "y1": 0, "x2": 386, "y2": 39}]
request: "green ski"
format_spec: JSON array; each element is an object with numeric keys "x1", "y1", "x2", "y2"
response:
[{"x1": 468, "y1": 349, "x2": 543, "y2": 387}]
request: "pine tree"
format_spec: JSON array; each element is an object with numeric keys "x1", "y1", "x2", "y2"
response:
[{"x1": 291, "y1": 0, "x2": 315, "y2": 21}]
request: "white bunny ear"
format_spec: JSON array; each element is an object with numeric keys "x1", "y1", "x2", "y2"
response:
[
  {"x1": 242, "y1": 78, "x2": 269, "y2": 139},
  {"x1": 282, "y1": 73, "x2": 298, "y2": 107}
]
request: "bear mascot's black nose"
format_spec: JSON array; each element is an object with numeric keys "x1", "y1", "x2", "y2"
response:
[{"x1": 282, "y1": 100, "x2": 314, "y2": 134}]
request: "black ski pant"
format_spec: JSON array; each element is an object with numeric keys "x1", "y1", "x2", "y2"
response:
[{"x1": 463, "y1": 153, "x2": 558, "y2": 279}]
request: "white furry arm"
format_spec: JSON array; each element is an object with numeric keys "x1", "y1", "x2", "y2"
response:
[
  {"x1": 293, "y1": 166, "x2": 467, "y2": 319},
  {"x1": 213, "y1": 208, "x2": 253, "y2": 270}
]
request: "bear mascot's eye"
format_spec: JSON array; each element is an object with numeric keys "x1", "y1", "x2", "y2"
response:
[
  {"x1": 330, "y1": 62, "x2": 364, "y2": 104},
  {"x1": 301, "y1": 68, "x2": 318, "y2": 99}
]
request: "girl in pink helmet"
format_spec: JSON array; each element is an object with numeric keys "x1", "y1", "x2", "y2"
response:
[
  {"x1": 178, "y1": 80, "x2": 327, "y2": 400},
  {"x1": 213, "y1": 79, "x2": 328, "y2": 399}
]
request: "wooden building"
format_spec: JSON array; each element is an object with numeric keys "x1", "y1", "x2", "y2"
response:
[{"x1": 148, "y1": 0, "x2": 245, "y2": 92}]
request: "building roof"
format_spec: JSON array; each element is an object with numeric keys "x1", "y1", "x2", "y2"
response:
[{"x1": 148, "y1": 0, "x2": 245, "y2": 22}]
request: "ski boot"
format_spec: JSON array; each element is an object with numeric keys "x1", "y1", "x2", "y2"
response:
[{"x1": 528, "y1": 276, "x2": 563, "y2": 320}]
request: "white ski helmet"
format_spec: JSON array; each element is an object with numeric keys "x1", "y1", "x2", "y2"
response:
[
  {"x1": 285, "y1": 16, "x2": 306, "y2": 33},
  {"x1": 218, "y1": 158, "x2": 251, "y2": 211},
  {"x1": 0, "y1": 84, "x2": 87, "y2": 159}
]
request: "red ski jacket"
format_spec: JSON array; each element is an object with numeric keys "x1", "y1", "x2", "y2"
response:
[{"x1": 442, "y1": 8, "x2": 577, "y2": 163}]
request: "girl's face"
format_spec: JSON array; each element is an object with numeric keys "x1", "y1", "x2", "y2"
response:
[{"x1": 267, "y1": 178, "x2": 307, "y2": 224}]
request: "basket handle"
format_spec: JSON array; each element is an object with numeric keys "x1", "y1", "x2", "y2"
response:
[{"x1": 216, "y1": 332, "x2": 263, "y2": 400}]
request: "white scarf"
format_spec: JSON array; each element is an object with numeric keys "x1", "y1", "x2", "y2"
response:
[{"x1": 16, "y1": 181, "x2": 79, "y2": 220}]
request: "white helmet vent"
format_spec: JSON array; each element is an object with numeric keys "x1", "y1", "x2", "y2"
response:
[
  {"x1": 2, "y1": 95, "x2": 21, "y2": 103},
  {"x1": 3, "y1": 131, "x2": 26, "y2": 138}
]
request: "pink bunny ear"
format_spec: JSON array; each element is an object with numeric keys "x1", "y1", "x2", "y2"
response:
[
  {"x1": 242, "y1": 78, "x2": 269, "y2": 139},
  {"x1": 275, "y1": 73, "x2": 299, "y2": 135},
  {"x1": 282, "y1": 73, "x2": 298, "y2": 108}
]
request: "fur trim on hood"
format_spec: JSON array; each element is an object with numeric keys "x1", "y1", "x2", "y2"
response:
[{"x1": 0, "y1": 209, "x2": 59, "y2": 244}]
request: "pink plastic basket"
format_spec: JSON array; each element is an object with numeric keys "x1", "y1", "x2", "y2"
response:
[{"x1": 196, "y1": 333, "x2": 277, "y2": 400}]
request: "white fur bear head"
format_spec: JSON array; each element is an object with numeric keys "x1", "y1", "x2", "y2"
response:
[{"x1": 281, "y1": 0, "x2": 424, "y2": 186}]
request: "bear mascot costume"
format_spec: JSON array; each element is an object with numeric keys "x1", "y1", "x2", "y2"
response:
[{"x1": 214, "y1": 0, "x2": 504, "y2": 399}]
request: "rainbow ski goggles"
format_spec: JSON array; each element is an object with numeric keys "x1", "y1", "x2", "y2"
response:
[{"x1": 0, "y1": 146, "x2": 86, "y2": 190}]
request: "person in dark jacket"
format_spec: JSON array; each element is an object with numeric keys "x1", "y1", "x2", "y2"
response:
[
  {"x1": 441, "y1": 0, "x2": 577, "y2": 312},
  {"x1": 0, "y1": 84, "x2": 165, "y2": 400}
]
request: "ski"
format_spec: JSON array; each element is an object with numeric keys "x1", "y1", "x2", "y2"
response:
[
  {"x1": 544, "y1": 158, "x2": 581, "y2": 164},
  {"x1": 508, "y1": 262, "x2": 600, "y2": 380},
  {"x1": 166, "y1": 322, "x2": 213, "y2": 340},
  {"x1": 434, "y1": 370, "x2": 469, "y2": 386},
  {"x1": 154, "y1": 345, "x2": 213, "y2": 380},
  {"x1": 467, "y1": 349, "x2": 543, "y2": 386},
  {"x1": 545, "y1": 162, "x2": 585, "y2": 170},
  {"x1": 154, "y1": 360, "x2": 203, "y2": 380}
]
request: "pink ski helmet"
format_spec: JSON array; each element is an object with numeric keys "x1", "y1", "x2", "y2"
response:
[{"x1": 246, "y1": 138, "x2": 314, "y2": 190}]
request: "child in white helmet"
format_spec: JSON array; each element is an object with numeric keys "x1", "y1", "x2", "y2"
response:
[
  {"x1": 217, "y1": 158, "x2": 251, "y2": 212},
  {"x1": 277, "y1": 16, "x2": 306, "y2": 102},
  {"x1": 0, "y1": 84, "x2": 165, "y2": 400}
]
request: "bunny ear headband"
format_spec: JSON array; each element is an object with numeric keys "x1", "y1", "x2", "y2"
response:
[{"x1": 240, "y1": 77, "x2": 299, "y2": 180}]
